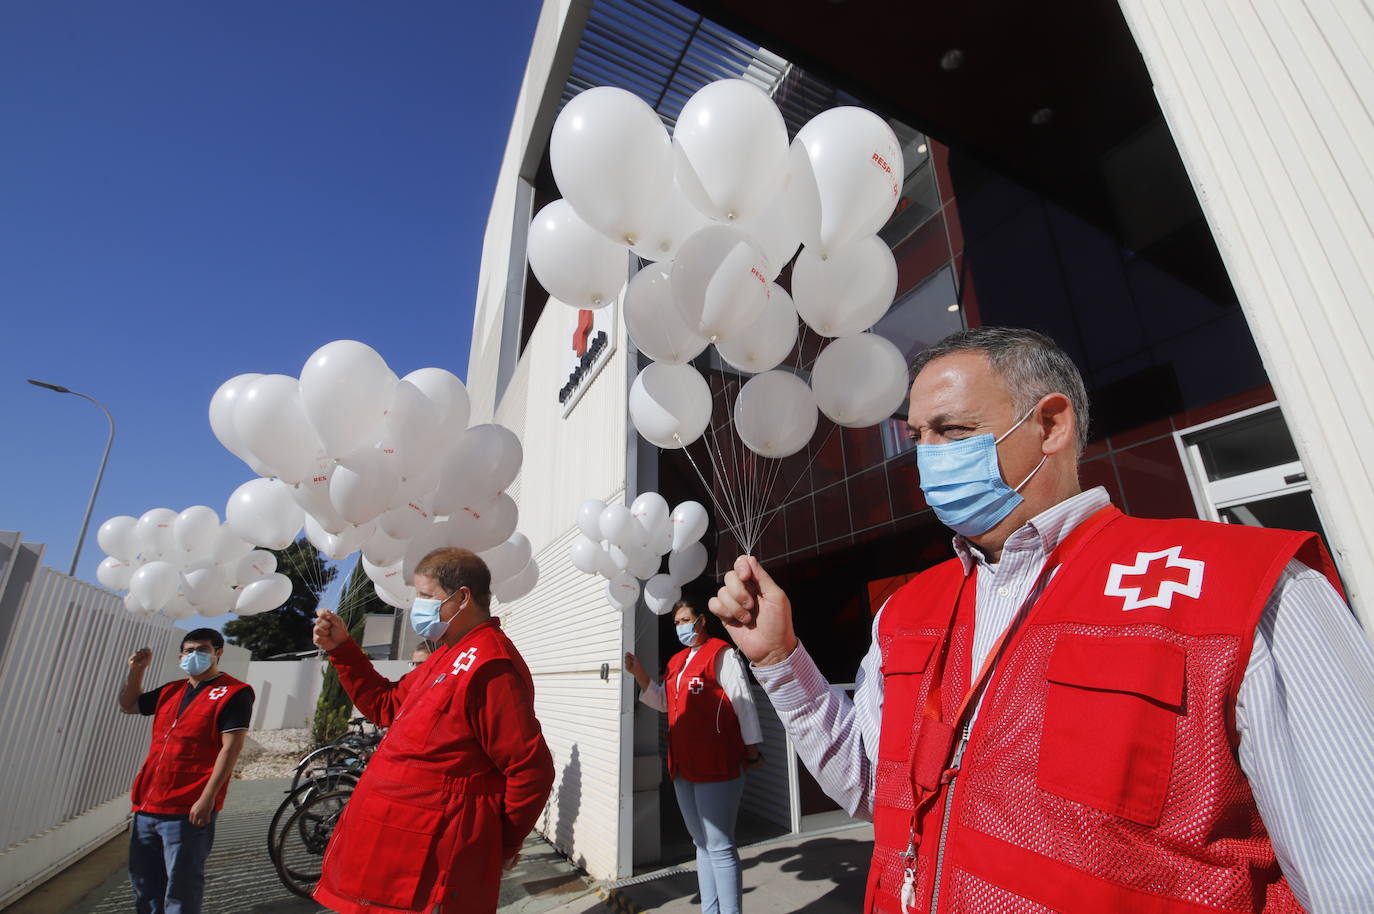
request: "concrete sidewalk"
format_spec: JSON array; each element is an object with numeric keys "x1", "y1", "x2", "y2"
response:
[{"x1": 550, "y1": 823, "x2": 873, "y2": 914}]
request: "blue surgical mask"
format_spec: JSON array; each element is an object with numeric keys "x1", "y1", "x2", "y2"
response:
[
  {"x1": 916, "y1": 405, "x2": 1047, "y2": 537},
  {"x1": 180, "y1": 650, "x2": 214, "y2": 676},
  {"x1": 676, "y1": 622, "x2": 700, "y2": 648},
  {"x1": 410, "y1": 593, "x2": 454, "y2": 640}
]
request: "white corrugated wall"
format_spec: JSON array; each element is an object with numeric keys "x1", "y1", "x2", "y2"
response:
[{"x1": 1117, "y1": 0, "x2": 1374, "y2": 634}]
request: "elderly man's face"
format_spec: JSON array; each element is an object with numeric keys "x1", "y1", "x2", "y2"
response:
[{"x1": 906, "y1": 351, "x2": 1044, "y2": 489}]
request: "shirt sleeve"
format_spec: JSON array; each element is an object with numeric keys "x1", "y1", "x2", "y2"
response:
[
  {"x1": 325, "y1": 637, "x2": 417, "y2": 728},
  {"x1": 638, "y1": 679, "x2": 668, "y2": 713},
  {"x1": 749, "y1": 609, "x2": 885, "y2": 821},
  {"x1": 716, "y1": 649, "x2": 763, "y2": 746},
  {"x1": 1236, "y1": 558, "x2": 1374, "y2": 912},
  {"x1": 467, "y1": 660, "x2": 556, "y2": 859},
  {"x1": 137, "y1": 683, "x2": 168, "y2": 716},
  {"x1": 217, "y1": 687, "x2": 255, "y2": 732}
]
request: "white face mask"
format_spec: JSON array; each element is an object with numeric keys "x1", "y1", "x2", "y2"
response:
[{"x1": 410, "y1": 590, "x2": 458, "y2": 640}]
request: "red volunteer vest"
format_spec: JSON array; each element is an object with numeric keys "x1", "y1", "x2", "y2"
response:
[
  {"x1": 867, "y1": 510, "x2": 1340, "y2": 914},
  {"x1": 130, "y1": 673, "x2": 252, "y2": 815},
  {"x1": 315, "y1": 621, "x2": 534, "y2": 914},
  {"x1": 665, "y1": 637, "x2": 746, "y2": 783}
]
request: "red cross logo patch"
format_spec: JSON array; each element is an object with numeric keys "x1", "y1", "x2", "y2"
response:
[
  {"x1": 451, "y1": 648, "x2": 478, "y2": 675},
  {"x1": 207, "y1": 686, "x2": 228, "y2": 701},
  {"x1": 688, "y1": 676, "x2": 704, "y2": 695},
  {"x1": 1103, "y1": 546, "x2": 1205, "y2": 611}
]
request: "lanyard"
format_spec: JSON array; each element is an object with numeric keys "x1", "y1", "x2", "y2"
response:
[{"x1": 903, "y1": 506, "x2": 1119, "y2": 847}]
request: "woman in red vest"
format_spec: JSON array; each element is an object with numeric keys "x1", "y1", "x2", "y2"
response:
[{"x1": 625, "y1": 600, "x2": 762, "y2": 914}]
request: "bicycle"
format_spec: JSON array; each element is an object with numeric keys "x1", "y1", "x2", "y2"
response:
[{"x1": 273, "y1": 788, "x2": 354, "y2": 900}]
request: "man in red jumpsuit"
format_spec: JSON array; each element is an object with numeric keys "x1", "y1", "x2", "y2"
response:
[{"x1": 312, "y1": 546, "x2": 555, "y2": 914}]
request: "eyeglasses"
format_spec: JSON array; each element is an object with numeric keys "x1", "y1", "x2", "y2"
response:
[{"x1": 180, "y1": 646, "x2": 215, "y2": 656}]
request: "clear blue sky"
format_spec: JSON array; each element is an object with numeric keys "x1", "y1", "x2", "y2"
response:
[{"x1": 0, "y1": 1, "x2": 544, "y2": 625}]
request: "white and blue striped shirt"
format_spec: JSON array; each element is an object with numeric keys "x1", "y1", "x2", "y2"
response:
[{"x1": 753, "y1": 487, "x2": 1374, "y2": 912}]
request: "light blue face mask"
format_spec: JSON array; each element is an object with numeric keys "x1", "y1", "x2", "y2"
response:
[
  {"x1": 675, "y1": 621, "x2": 701, "y2": 648},
  {"x1": 916, "y1": 405, "x2": 1047, "y2": 537},
  {"x1": 180, "y1": 649, "x2": 214, "y2": 676},
  {"x1": 410, "y1": 591, "x2": 457, "y2": 640}
]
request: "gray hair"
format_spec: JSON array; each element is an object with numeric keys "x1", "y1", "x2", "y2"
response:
[{"x1": 911, "y1": 327, "x2": 1090, "y2": 453}]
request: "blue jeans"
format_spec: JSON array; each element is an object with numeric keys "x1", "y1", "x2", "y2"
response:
[
  {"x1": 673, "y1": 775, "x2": 745, "y2": 914},
  {"x1": 129, "y1": 812, "x2": 217, "y2": 914}
]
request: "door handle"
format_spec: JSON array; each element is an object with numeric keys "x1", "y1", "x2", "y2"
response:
[{"x1": 1284, "y1": 472, "x2": 1308, "y2": 485}]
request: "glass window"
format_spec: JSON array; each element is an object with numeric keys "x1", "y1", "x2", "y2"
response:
[
  {"x1": 878, "y1": 124, "x2": 940, "y2": 249},
  {"x1": 1219, "y1": 491, "x2": 1327, "y2": 539},
  {"x1": 1191, "y1": 409, "x2": 1298, "y2": 481},
  {"x1": 871, "y1": 267, "x2": 964, "y2": 366}
]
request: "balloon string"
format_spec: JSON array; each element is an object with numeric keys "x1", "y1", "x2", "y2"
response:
[
  {"x1": 740, "y1": 421, "x2": 840, "y2": 540},
  {"x1": 699, "y1": 426, "x2": 749, "y2": 551},
  {"x1": 677, "y1": 434, "x2": 748, "y2": 553}
]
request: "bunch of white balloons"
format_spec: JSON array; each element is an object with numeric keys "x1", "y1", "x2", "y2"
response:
[
  {"x1": 569, "y1": 494, "x2": 708, "y2": 614},
  {"x1": 527, "y1": 79, "x2": 912, "y2": 464},
  {"x1": 96, "y1": 507, "x2": 292, "y2": 619},
  {"x1": 208, "y1": 339, "x2": 540, "y2": 610}
]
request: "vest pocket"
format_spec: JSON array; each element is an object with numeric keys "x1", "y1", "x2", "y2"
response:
[
  {"x1": 1037, "y1": 634, "x2": 1185, "y2": 826},
  {"x1": 328, "y1": 790, "x2": 444, "y2": 909},
  {"x1": 877, "y1": 633, "x2": 941, "y2": 762}
]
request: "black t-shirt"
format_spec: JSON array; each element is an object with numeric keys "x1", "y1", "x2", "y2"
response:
[{"x1": 138, "y1": 674, "x2": 254, "y2": 732}]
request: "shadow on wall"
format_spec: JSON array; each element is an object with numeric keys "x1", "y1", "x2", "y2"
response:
[{"x1": 546, "y1": 743, "x2": 584, "y2": 869}]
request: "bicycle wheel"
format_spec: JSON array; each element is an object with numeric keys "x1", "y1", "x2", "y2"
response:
[
  {"x1": 289, "y1": 745, "x2": 365, "y2": 802},
  {"x1": 273, "y1": 788, "x2": 352, "y2": 900},
  {"x1": 267, "y1": 772, "x2": 359, "y2": 866}
]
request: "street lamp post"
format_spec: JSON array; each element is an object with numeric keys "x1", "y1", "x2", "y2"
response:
[{"x1": 27, "y1": 380, "x2": 116, "y2": 577}]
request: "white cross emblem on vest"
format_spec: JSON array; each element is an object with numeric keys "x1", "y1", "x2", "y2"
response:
[
  {"x1": 452, "y1": 648, "x2": 478, "y2": 675},
  {"x1": 207, "y1": 686, "x2": 228, "y2": 700},
  {"x1": 1104, "y1": 546, "x2": 1205, "y2": 611},
  {"x1": 688, "y1": 676, "x2": 704, "y2": 695}
]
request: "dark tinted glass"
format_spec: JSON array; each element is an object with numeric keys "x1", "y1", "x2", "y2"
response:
[{"x1": 1192, "y1": 409, "x2": 1297, "y2": 481}]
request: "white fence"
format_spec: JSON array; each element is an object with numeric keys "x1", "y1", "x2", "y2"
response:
[{"x1": 0, "y1": 532, "x2": 187, "y2": 906}]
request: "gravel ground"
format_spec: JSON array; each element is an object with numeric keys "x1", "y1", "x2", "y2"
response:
[{"x1": 234, "y1": 728, "x2": 311, "y2": 780}]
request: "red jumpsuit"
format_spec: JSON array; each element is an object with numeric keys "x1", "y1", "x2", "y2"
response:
[{"x1": 314, "y1": 619, "x2": 555, "y2": 914}]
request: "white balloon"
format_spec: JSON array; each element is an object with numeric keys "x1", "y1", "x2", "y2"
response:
[
  {"x1": 608, "y1": 543, "x2": 632, "y2": 573},
  {"x1": 599, "y1": 504, "x2": 641, "y2": 549},
  {"x1": 361, "y1": 526, "x2": 408, "y2": 567},
  {"x1": 493, "y1": 558, "x2": 539, "y2": 603},
  {"x1": 576, "y1": 499, "x2": 607, "y2": 541},
  {"x1": 289, "y1": 452, "x2": 348, "y2": 534},
  {"x1": 394, "y1": 455, "x2": 441, "y2": 504},
  {"x1": 330, "y1": 446, "x2": 399, "y2": 526},
  {"x1": 622, "y1": 265, "x2": 709, "y2": 365},
  {"x1": 130, "y1": 560, "x2": 179, "y2": 611},
  {"x1": 384, "y1": 380, "x2": 442, "y2": 480},
  {"x1": 481, "y1": 533, "x2": 532, "y2": 585},
  {"x1": 627, "y1": 545, "x2": 660, "y2": 580},
  {"x1": 235, "y1": 550, "x2": 277, "y2": 587},
  {"x1": 734, "y1": 370, "x2": 819, "y2": 459},
  {"x1": 225, "y1": 478, "x2": 304, "y2": 550},
  {"x1": 607, "y1": 571, "x2": 640, "y2": 612},
  {"x1": 735, "y1": 173, "x2": 804, "y2": 279},
  {"x1": 379, "y1": 496, "x2": 434, "y2": 541},
  {"x1": 715, "y1": 283, "x2": 799, "y2": 374},
  {"x1": 97, "y1": 515, "x2": 140, "y2": 562},
  {"x1": 124, "y1": 592, "x2": 150, "y2": 615},
  {"x1": 812, "y1": 333, "x2": 910, "y2": 428},
  {"x1": 305, "y1": 516, "x2": 374, "y2": 562},
  {"x1": 209, "y1": 373, "x2": 272, "y2": 475},
  {"x1": 668, "y1": 541, "x2": 708, "y2": 585},
  {"x1": 649, "y1": 522, "x2": 673, "y2": 557},
  {"x1": 210, "y1": 524, "x2": 255, "y2": 566},
  {"x1": 183, "y1": 567, "x2": 226, "y2": 606},
  {"x1": 233, "y1": 374, "x2": 321, "y2": 484},
  {"x1": 446, "y1": 493, "x2": 518, "y2": 553},
  {"x1": 628, "y1": 362, "x2": 712, "y2": 450},
  {"x1": 433, "y1": 425, "x2": 523, "y2": 516},
  {"x1": 374, "y1": 583, "x2": 412, "y2": 611},
  {"x1": 629, "y1": 176, "x2": 711, "y2": 263},
  {"x1": 401, "y1": 521, "x2": 455, "y2": 585},
  {"x1": 644, "y1": 573, "x2": 681, "y2": 616},
  {"x1": 550, "y1": 86, "x2": 673, "y2": 246},
  {"x1": 672, "y1": 79, "x2": 788, "y2": 223},
  {"x1": 670, "y1": 501, "x2": 709, "y2": 553},
  {"x1": 595, "y1": 548, "x2": 620, "y2": 580},
  {"x1": 363, "y1": 556, "x2": 406, "y2": 594},
  {"x1": 790, "y1": 107, "x2": 904, "y2": 257},
  {"x1": 299, "y1": 340, "x2": 396, "y2": 458},
  {"x1": 526, "y1": 201, "x2": 629, "y2": 310},
  {"x1": 135, "y1": 509, "x2": 177, "y2": 560},
  {"x1": 402, "y1": 368, "x2": 471, "y2": 446},
  {"x1": 629, "y1": 492, "x2": 671, "y2": 548},
  {"x1": 569, "y1": 535, "x2": 606, "y2": 576},
  {"x1": 97, "y1": 556, "x2": 134, "y2": 591},
  {"x1": 235, "y1": 573, "x2": 293, "y2": 615},
  {"x1": 172, "y1": 506, "x2": 220, "y2": 561},
  {"x1": 792, "y1": 236, "x2": 898, "y2": 337},
  {"x1": 162, "y1": 594, "x2": 197, "y2": 620},
  {"x1": 671, "y1": 225, "x2": 771, "y2": 342}
]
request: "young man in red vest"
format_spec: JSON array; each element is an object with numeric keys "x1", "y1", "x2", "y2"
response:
[
  {"x1": 120, "y1": 627, "x2": 254, "y2": 914},
  {"x1": 712, "y1": 327, "x2": 1374, "y2": 913},
  {"x1": 310, "y1": 547, "x2": 554, "y2": 914}
]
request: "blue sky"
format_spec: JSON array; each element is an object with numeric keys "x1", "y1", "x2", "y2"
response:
[{"x1": 0, "y1": 1, "x2": 543, "y2": 626}]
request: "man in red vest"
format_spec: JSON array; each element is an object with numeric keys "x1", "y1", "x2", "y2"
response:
[
  {"x1": 120, "y1": 627, "x2": 254, "y2": 914},
  {"x1": 311, "y1": 547, "x2": 554, "y2": 914},
  {"x1": 712, "y1": 327, "x2": 1374, "y2": 912}
]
